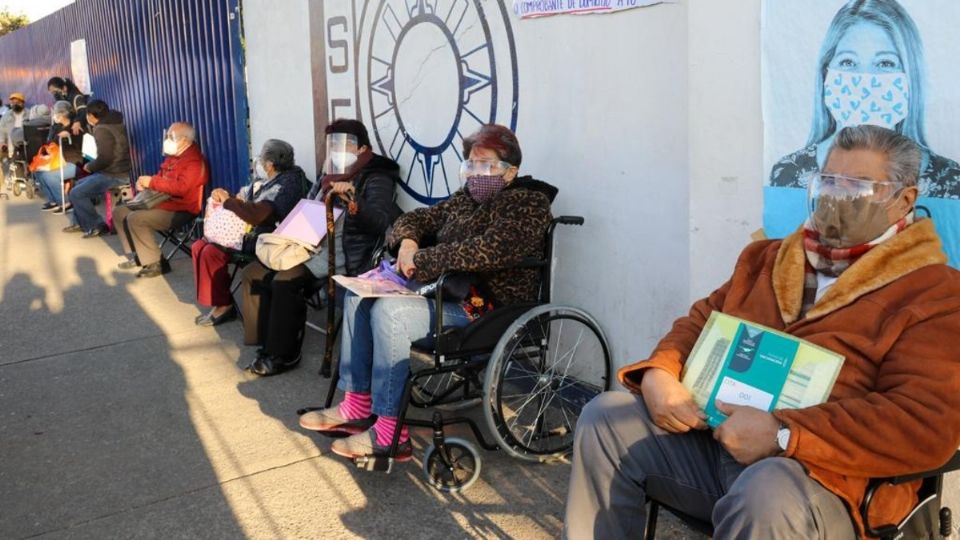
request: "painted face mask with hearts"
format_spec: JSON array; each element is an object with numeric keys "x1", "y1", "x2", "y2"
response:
[{"x1": 823, "y1": 68, "x2": 909, "y2": 131}]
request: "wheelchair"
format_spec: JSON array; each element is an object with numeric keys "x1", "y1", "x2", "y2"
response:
[
  {"x1": 300, "y1": 215, "x2": 612, "y2": 492},
  {"x1": 2, "y1": 124, "x2": 50, "y2": 200},
  {"x1": 645, "y1": 450, "x2": 960, "y2": 539}
]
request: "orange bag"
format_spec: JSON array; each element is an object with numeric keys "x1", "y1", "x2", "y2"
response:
[{"x1": 29, "y1": 142, "x2": 62, "y2": 173}]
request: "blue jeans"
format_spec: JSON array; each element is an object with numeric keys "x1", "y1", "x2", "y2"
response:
[
  {"x1": 68, "y1": 172, "x2": 127, "y2": 231},
  {"x1": 337, "y1": 291, "x2": 472, "y2": 417},
  {"x1": 35, "y1": 163, "x2": 77, "y2": 205}
]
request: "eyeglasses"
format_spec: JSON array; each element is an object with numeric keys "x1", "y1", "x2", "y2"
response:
[
  {"x1": 459, "y1": 159, "x2": 514, "y2": 178},
  {"x1": 805, "y1": 172, "x2": 904, "y2": 203}
]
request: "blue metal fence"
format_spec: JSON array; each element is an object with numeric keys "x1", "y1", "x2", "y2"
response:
[{"x1": 0, "y1": 0, "x2": 249, "y2": 192}]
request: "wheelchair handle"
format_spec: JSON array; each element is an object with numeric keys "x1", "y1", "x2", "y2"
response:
[{"x1": 555, "y1": 216, "x2": 584, "y2": 226}]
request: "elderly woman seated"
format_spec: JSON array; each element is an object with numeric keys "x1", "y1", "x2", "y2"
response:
[
  {"x1": 239, "y1": 119, "x2": 403, "y2": 376},
  {"x1": 298, "y1": 124, "x2": 558, "y2": 462},
  {"x1": 191, "y1": 139, "x2": 305, "y2": 326}
]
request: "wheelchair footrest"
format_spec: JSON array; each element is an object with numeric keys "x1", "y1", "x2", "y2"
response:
[{"x1": 354, "y1": 455, "x2": 394, "y2": 473}]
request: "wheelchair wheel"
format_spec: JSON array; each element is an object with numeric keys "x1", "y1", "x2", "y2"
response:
[
  {"x1": 24, "y1": 183, "x2": 34, "y2": 199},
  {"x1": 483, "y1": 305, "x2": 611, "y2": 461},
  {"x1": 12, "y1": 181, "x2": 21, "y2": 197},
  {"x1": 422, "y1": 437, "x2": 481, "y2": 493}
]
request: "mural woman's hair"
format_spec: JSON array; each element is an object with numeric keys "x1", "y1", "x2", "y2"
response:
[{"x1": 806, "y1": 0, "x2": 928, "y2": 150}]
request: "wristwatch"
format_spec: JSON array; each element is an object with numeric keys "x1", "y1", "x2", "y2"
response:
[{"x1": 776, "y1": 422, "x2": 791, "y2": 452}]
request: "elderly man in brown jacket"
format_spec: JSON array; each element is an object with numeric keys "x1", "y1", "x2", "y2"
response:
[{"x1": 564, "y1": 125, "x2": 960, "y2": 539}]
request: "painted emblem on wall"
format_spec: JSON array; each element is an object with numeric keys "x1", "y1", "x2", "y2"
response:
[{"x1": 323, "y1": 0, "x2": 519, "y2": 204}]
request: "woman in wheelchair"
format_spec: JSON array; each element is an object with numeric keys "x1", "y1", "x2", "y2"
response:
[{"x1": 299, "y1": 124, "x2": 558, "y2": 462}]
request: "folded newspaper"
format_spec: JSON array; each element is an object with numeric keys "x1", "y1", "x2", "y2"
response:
[{"x1": 680, "y1": 312, "x2": 844, "y2": 428}]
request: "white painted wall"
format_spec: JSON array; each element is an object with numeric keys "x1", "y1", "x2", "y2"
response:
[
  {"x1": 243, "y1": 0, "x2": 318, "y2": 181},
  {"x1": 243, "y1": 1, "x2": 766, "y2": 372},
  {"x1": 687, "y1": 0, "x2": 765, "y2": 301}
]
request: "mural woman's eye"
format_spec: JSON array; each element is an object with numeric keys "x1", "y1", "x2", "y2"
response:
[
  {"x1": 875, "y1": 58, "x2": 901, "y2": 70},
  {"x1": 837, "y1": 57, "x2": 857, "y2": 69}
]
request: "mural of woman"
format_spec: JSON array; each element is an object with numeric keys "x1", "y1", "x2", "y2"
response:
[{"x1": 768, "y1": 0, "x2": 960, "y2": 198}]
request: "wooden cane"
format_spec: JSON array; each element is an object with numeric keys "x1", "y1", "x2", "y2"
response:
[{"x1": 320, "y1": 190, "x2": 339, "y2": 377}]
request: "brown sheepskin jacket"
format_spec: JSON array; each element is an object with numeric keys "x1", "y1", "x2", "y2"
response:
[
  {"x1": 388, "y1": 176, "x2": 557, "y2": 306},
  {"x1": 618, "y1": 219, "x2": 960, "y2": 538}
]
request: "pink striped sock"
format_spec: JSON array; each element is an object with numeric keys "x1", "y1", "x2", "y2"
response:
[
  {"x1": 338, "y1": 391, "x2": 371, "y2": 420},
  {"x1": 373, "y1": 416, "x2": 409, "y2": 446}
]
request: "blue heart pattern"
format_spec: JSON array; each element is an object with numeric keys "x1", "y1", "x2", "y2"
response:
[{"x1": 823, "y1": 69, "x2": 909, "y2": 129}]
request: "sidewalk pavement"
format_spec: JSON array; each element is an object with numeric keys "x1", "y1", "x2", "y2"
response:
[
  {"x1": 1, "y1": 196, "x2": 684, "y2": 540},
  {"x1": 0, "y1": 195, "x2": 952, "y2": 539}
]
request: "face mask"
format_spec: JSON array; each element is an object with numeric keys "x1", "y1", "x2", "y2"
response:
[
  {"x1": 52, "y1": 91, "x2": 66, "y2": 101},
  {"x1": 162, "y1": 138, "x2": 180, "y2": 156},
  {"x1": 255, "y1": 160, "x2": 268, "y2": 180},
  {"x1": 11, "y1": 104, "x2": 23, "y2": 113},
  {"x1": 466, "y1": 175, "x2": 507, "y2": 203},
  {"x1": 809, "y1": 194, "x2": 901, "y2": 248},
  {"x1": 329, "y1": 151, "x2": 358, "y2": 172},
  {"x1": 823, "y1": 68, "x2": 909, "y2": 130}
]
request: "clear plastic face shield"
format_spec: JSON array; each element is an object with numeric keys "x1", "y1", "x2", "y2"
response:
[
  {"x1": 458, "y1": 159, "x2": 513, "y2": 185},
  {"x1": 805, "y1": 172, "x2": 905, "y2": 247},
  {"x1": 325, "y1": 133, "x2": 360, "y2": 174}
]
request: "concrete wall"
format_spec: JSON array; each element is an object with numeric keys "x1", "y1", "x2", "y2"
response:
[
  {"x1": 687, "y1": 0, "x2": 764, "y2": 300},
  {"x1": 243, "y1": 0, "x2": 318, "y2": 181},
  {"x1": 243, "y1": 1, "x2": 763, "y2": 370}
]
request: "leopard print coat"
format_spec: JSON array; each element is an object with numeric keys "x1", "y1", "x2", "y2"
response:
[{"x1": 389, "y1": 176, "x2": 557, "y2": 306}]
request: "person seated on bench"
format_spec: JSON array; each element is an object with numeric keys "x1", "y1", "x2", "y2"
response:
[
  {"x1": 299, "y1": 124, "x2": 557, "y2": 462},
  {"x1": 563, "y1": 125, "x2": 960, "y2": 539},
  {"x1": 191, "y1": 139, "x2": 305, "y2": 326},
  {"x1": 239, "y1": 119, "x2": 402, "y2": 376},
  {"x1": 113, "y1": 122, "x2": 209, "y2": 278},
  {"x1": 37, "y1": 103, "x2": 83, "y2": 212},
  {"x1": 63, "y1": 99, "x2": 132, "y2": 238}
]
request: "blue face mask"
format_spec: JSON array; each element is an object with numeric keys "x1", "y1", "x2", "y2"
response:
[{"x1": 823, "y1": 68, "x2": 909, "y2": 130}]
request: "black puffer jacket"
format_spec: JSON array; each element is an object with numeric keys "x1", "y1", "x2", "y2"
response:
[
  {"x1": 85, "y1": 110, "x2": 131, "y2": 178},
  {"x1": 308, "y1": 154, "x2": 402, "y2": 276}
]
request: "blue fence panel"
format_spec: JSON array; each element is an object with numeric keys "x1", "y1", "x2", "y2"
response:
[{"x1": 0, "y1": 0, "x2": 249, "y2": 193}]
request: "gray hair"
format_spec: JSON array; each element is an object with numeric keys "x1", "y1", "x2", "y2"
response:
[
  {"x1": 831, "y1": 125, "x2": 921, "y2": 186},
  {"x1": 169, "y1": 122, "x2": 196, "y2": 143},
  {"x1": 51, "y1": 100, "x2": 73, "y2": 116},
  {"x1": 260, "y1": 139, "x2": 295, "y2": 171}
]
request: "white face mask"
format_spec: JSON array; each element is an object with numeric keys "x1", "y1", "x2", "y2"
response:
[
  {"x1": 823, "y1": 68, "x2": 909, "y2": 130},
  {"x1": 162, "y1": 138, "x2": 180, "y2": 156},
  {"x1": 255, "y1": 160, "x2": 268, "y2": 180},
  {"x1": 329, "y1": 151, "x2": 358, "y2": 172}
]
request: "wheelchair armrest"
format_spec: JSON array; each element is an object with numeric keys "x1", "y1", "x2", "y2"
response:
[{"x1": 860, "y1": 450, "x2": 960, "y2": 537}]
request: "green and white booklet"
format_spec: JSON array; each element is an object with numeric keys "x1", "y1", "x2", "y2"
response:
[{"x1": 680, "y1": 312, "x2": 845, "y2": 428}]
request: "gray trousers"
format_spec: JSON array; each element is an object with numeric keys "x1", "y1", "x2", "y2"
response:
[
  {"x1": 113, "y1": 205, "x2": 194, "y2": 266},
  {"x1": 564, "y1": 391, "x2": 856, "y2": 539}
]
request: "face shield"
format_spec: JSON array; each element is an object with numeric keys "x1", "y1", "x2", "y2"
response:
[
  {"x1": 163, "y1": 128, "x2": 184, "y2": 156},
  {"x1": 325, "y1": 133, "x2": 360, "y2": 174},
  {"x1": 458, "y1": 159, "x2": 513, "y2": 185},
  {"x1": 805, "y1": 172, "x2": 904, "y2": 247}
]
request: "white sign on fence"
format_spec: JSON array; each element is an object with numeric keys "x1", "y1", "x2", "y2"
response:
[{"x1": 70, "y1": 39, "x2": 91, "y2": 95}]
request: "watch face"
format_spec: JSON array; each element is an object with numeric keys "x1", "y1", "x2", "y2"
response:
[
  {"x1": 777, "y1": 428, "x2": 791, "y2": 450},
  {"x1": 355, "y1": 0, "x2": 519, "y2": 204}
]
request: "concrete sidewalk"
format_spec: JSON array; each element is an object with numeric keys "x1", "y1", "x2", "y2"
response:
[{"x1": 0, "y1": 196, "x2": 585, "y2": 539}]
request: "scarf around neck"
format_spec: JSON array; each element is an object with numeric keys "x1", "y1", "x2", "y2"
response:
[{"x1": 800, "y1": 212, "x2": 914, "y2": 316}]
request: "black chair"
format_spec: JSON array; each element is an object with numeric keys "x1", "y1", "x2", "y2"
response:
[
  {"x1": 301, "y1": 216, "x2": 613, "y2": 492},
  {"x1": 645, "y1": 451, "x2": 960, "y2": 539}
]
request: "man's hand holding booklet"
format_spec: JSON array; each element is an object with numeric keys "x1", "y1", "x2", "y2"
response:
[{"x1": 681, "y1": 312, "x2": 845, "y2": 427}]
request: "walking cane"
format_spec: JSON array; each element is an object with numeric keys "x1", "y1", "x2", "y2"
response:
[
  {"x1": 58, "y1": 135, "x2": 68, "y2": 210},
  {"x1": 320, "y1": 190, "x2": 339, "y2": 377}
]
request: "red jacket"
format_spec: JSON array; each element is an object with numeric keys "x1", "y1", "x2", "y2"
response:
[{"x1": 148, "y1": 143, "x2": 209, "y2": 214}]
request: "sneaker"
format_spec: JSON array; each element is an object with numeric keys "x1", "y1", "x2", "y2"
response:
[
  {"x1": 62, "y1": 224, "x2": 83, "y2": 233},
  {"x1": 330, "y1": 429, "x2": 413, "y2": 462},
  {"x1": 82, "y1": 224, "x2": 110, "y2": 239},
  {"x1": 53, "y1": 203, "x2": 72, "y2": 215},
  {"x1": 299, "y1": 407, "x2": 374, "y2": 434},
  {"x1": 136, "y1": 259, "x2": 172, "y2": 278},
  {"x1": 41, "y1": 202, "x2": 58, "y2": 211}
]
